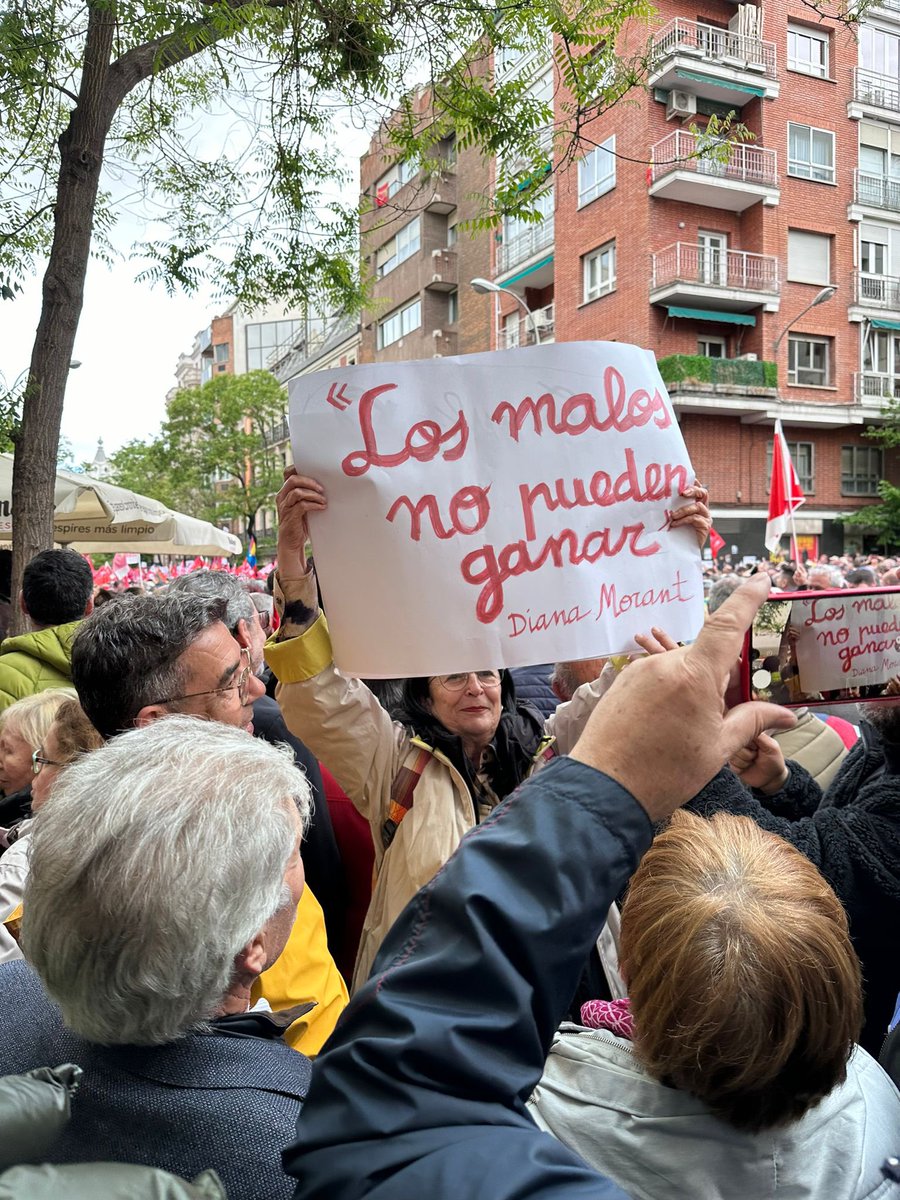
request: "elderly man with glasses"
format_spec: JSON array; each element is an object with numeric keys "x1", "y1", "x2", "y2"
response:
[{"x1": 69, "y1": 591, "x2": 347, "y2": 1055}]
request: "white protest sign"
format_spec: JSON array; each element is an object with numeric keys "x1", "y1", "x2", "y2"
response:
[
  {"x1": 289, "y1": 342, "x2": 704, "y2": 677},
  {"x1": 793, "y1": 591, "x2": 900, "y2": 692}
]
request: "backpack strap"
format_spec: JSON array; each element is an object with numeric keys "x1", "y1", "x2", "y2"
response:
[
  {"x1": 533, "y1": 733, "x2": 557, "y2": 765},
  {"x1": 381, "y1": 745, "x2": 432, "y2": 850}
]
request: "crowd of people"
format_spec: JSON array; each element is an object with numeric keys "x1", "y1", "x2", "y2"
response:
[{"x1": 0, "y1": 473, "x2": 897, "y2": 1198}]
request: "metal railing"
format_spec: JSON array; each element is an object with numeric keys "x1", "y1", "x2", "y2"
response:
[
  {"x1": 854, "y1": 169, "x2": 900, "y2": 212},
  {"x1": 651, "y1": 129, "x2": 778, "y2": 187},
  {"x1": 652, "y1": 242, "x2": 779, "y2": 292},
  {"x1": 652, "y1": 17, "x2": 777, "y2": 79},
  {"x1": 855, "y1": 372, "x2": 900, "y2": 401},
  {"x1": 852, "y1": 68, "x2": 900, "y2": 115},
  {"x1": 855, "y1": 270, "x2": 900, "y2": 309},
  {"x1": 502, "y1": 303, "x2": 555, "y2": 348},
  {"x1": 497, "y1": 216, "x2": 554, "y2": 272}
]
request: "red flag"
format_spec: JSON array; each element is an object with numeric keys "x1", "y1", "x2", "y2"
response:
[
  {"x1": 765, "y1": 419, "x2": 805, "y2": 553},
  {"x1": 375, "y1": 182, "x2": 389, "y2": 207},
  {"x1": 646, "y1": 147, "x2": 654, "y2": 188},
  {"x1": 709, "y1": 527, "x2": 725, "y2": 558}
]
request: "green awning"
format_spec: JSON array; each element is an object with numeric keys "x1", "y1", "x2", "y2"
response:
[
  {"x1": 667, "y1": 305, "x2": 756, "y2": 326},
  {"x1": 675, "y1": 69, "x2": 766, "y2": 98},
  {"x1": 503, "y1": 255, "x2": 553, "y2": 286},
  {"x1": 870, "y1": 317, "x2": 900, "y2": 330}
]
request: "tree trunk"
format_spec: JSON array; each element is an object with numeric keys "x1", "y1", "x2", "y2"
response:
[{"x1": 9, "y1": 4, "x2": 117, "y2": 631}]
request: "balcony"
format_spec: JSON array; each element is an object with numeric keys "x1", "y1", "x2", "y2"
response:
[
  {"x1": 851, "y1": 170, "x2": 900, "y2": 219},
  {"x1": 263, "y1": 416, "x2": 291, "y2": 448},
  {"x1": 424, "y1": 248, "x2": 458, "y2": 292},
  {"x1": 497, "y1": 216, "x2": 554, "y2": 274},
  {"x1": 865, "y1": 0, "x2": 900, "y2": 21},
  {"x1": 649, "y1": 130, "x2": 779, "y2": 211},
  {"x1": 502, "y1": 303, "x2": 555, "y2": 348},
  {"x1": 650, "y1": 242, "x2": 780, "y2": 313},
  {"x1": 853, "y1": 270, "x2": 900, "y2": 312},
  {"x1": 855, "y1": 372, "x2": 900, "y2": 402},
  {"x1": 849, "y1": 68, "x2": 900, "y2": 121},
  {"x1": 423, "y1": 171, "x2": 457, "y2": 215},
  {"x1": 649, "y1": 18, "x2": 779, "y2": 103}
]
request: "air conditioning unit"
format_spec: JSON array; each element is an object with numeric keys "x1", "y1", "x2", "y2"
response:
[
  {"x1": 737, "y1": 352, "x2": 758, "y2": 361},
  {"x1": 666, "y1": 90, "x2": 697, "y2": 120},
  {"x1": 432, "y1": 328, "x2": 445, "y2": 338},
  {"x1": 534, "y1": 311, "x2": 554, "y2": 329}
]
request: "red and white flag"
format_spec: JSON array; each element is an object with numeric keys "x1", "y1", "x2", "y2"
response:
[
  {"x1": 709, "y1": 527, "x2": 725, "y2": 559},
  {"x1": 765, "y1": 419, "x2": 805, "y2": 553}
]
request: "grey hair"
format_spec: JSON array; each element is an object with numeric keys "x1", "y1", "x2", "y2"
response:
[
  {"x1": 549, "y1": 662, "x2": 582, "y2": 703},
  {"x1": 23, "y1": 716, "x2": 311, "y2": 1046},
  {"x1": 0, "y1": 688, "x2": 78, "y2": 748},
  {"x1": 168, "y1": 571, "x2": 255, "y2": 637}
]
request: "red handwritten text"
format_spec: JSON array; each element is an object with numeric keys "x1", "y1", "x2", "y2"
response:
[
  {"x1": 386, "y1": 484, "x2": 491, "y2": 542},
  {"x1": 507, "y1": 605, "x2": 592, "y2": 638},
  {"x1": 491, "y1": 367, "x2": 671, "y2": 443},
  {"x1": 518, "y1": 452, "x2": 687, "y2": 541},
  {"x1": 461, "y1": 523, "x2": 660, "y2": 625},
  {"x1": 596, "y1": 570, "x2": 693, "y2": 620},
  {"x1": 342, "y1": 383, "x2": 469, "y2": 477}
]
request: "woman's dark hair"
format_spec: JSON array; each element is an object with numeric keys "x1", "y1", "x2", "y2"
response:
[{"x1": 392, "y1": 671, "x2": 544, "y2": 804}]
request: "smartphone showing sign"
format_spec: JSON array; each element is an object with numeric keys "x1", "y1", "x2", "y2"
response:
[{"x1": 741, "y1": 586, "x2": 900, "y2": 707}]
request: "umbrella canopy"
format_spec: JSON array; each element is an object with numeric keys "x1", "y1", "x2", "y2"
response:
[{"x1": 0, "y1": 454, "x2": 242, "y2": 556}]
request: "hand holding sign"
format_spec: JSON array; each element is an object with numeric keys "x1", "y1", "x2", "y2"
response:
[{"x1": 276, "y1": 472, "x2": 326, "y2": 576}]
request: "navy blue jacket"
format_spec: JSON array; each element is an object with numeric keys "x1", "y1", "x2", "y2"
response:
[
  {"x1": 286, "y1": 756, "x2": 650, "y2": 1199},
  {"x1": 0, "y1": 961, "x2": 309, "y2": 1199},
  {"x1": 509, "y1": 662, "x2": 558, "y2": 719}
]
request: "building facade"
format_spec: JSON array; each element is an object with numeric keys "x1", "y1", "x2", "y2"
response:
[{"x1": 359, "y1": 1, "x2": 900, "y2": 557}]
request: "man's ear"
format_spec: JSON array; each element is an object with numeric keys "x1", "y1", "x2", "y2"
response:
[
  {"x1": 134, "y1": 704, "x2": 169, "y2": 728},
  {"x1": 18, "y1": 593, "x2": 28, "y2": 618},
  {"x1": 83, "y1": 595, "x2": 94, "y2": 617},
  {"x1": 234, "y1": 618, "x2": 252, "y2": 651},
  {"x1": 234, "y1": 931, "x2": 268, "y2": 981}
]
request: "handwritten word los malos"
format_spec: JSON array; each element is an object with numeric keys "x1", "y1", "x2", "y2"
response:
[
  {"x1": 492, "y1": 367, "x2": 671, "y2": 442},
  {"x1": 342, "y1": 383, "x2": 469, "y2": 478},
  {"x1": 462, "y1": 523, "x2": 661, "y2": 625}
]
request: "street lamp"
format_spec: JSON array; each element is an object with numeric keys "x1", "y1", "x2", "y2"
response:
[
  {"x1": 772, "y1": 286, "x2": 837, "y2": 356},
  {"x1": 470, "y1": 277, "x2": 542, "y2": 346}
]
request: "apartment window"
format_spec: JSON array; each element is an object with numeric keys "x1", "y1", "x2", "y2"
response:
[
  {"x1": 864, "y1": 328, "x2": 900, "y2": 376},
  {"x1": 583, "y1": 240, "x2": 616, "y2": 303},
  {"x1": 503, "y1": 311, "x2": 520, "y2": 349},
  {"x1": 447, "y1": 290, "x2": 459, "y2": 324},
  {"x1": 376, "y1": 217, "x2": 421, "y2": 278},
  {"x1": 861, "y1": 223, "x2": 889, "y2": 276},
  {"x1": 787, "y1": 24, "x2": 829, "y2": 77},
  {"x1": 787, "y1": 123, "x2": 835, "y2": 183},
  {"x1": 213, "y1": 342, "x2": 229, "y2": 363},
  {"x1": 374, "y1": 158, "x2": 418, "y2": 205},
  {"x1": 446, "y1": 217, "x2": 458, "y2": 246},
  {"x1": 377, "y1": 298, "x2": 421, "y2": 349},
  {"x1": 246, "y1": 320, "x2": 301, "y2": 371},
  {"x1": 861, "y1": 25, "x2": 900, "y2": 78},
  {"x1": 698, "y1": 336, "x2": 726, "y2": 358},
  {"x1": 842, "y1": 445, "x2": 884, "y2": 495},
  {"x1": 788, "y1": 334, "x2": 831, "y2": 387},
  {"x1": 787, "y1": 230, "x2": 831, "y2": 285},
  {"x1": 578, "y1": 136, "x2": 616, "y2": 207},
  {"x1": 766, "y1": 440, "x2": 815, "y2": 493}
]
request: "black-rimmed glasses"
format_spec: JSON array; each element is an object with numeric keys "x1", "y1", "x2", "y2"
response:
[{"x1": 32, "y1": 748, "x2": 63, "y2": 776}]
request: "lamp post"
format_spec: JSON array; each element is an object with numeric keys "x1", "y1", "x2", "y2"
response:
[
  {"x1": 772, "y1": 286, "x2": 837, "y2": 356},
  {"x1": 470, "y1": 277, "x2": 542, "y2": 346}
]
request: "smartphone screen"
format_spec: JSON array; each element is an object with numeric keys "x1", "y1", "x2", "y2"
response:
[{"x1": 742, "y1": 586, "x2": 900, "y2": 707}]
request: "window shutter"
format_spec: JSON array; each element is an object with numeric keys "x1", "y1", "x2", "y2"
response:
[{"x1": 788, "y1": 231, "x2": 830, "y2": 284}]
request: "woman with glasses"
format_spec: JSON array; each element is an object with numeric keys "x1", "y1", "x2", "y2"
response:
[
  {"x1": 0, "y1": 698, "x2": 103, "y2": 963},
  {"x1": 267, "y1": 472, "x2": 648, "y2": 993},
  {"x1": 0, "y1": 689, "x2": 77, "y2": 834}
]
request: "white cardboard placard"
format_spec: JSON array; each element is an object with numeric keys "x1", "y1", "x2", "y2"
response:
[
  {"x1": 792, "y1": 591, "x2": 900, "y2": 692},
  {"x1": 289, "y1": 342, "x2": 704, "y2": 677}
]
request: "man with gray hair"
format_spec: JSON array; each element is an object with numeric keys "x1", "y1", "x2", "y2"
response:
[
  {"x1": 0, "y1": 717, "x2": 311, "y2": 1199},
  {"x1": 168, "y1": 571, "x2": 345, "y2": 956}
]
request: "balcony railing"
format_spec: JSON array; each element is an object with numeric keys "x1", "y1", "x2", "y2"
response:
[
  {"x1": 658, "y1": 354, "x2": 777, "y2": 391},
  {"x1": 651, "y1": 130, "x2": 778, "y2": 187},
  {"x1": 263, "y1": 416, "x2": 290, "y2": 447},
  {"x1": 497, "y1": 216, "x2": 554, "y2": 273},
  {"x1": 855, "y1": 372, "x2": 900, "y2": 401},
  {"x1": 502, "y1": 303, "x2": 555, "y2": 348},
  {"x1": 852, "y1": 68, "x2": 900, "y2": 114},
  {"x1": 854, "y1": 169, "x2": 900, "y2": 212},
  {"x1": 652, "y1": 18, "x2": 777, "y2": 79},
  {"x1": 855, "y1": 270, "x2": 900, "y2": 310},
  {"x1": 652, "y1": 242, "x2": 779, "y2": 293}
]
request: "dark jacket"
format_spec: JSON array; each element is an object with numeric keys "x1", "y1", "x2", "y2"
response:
[
  {"x1": 0, "y1": 961, "x2": 309, "y2": 1200},
  {"x1": 689, "y1": 722, "x2": 900, "y2": 1053},
  {"x1": 285, "y1": 756, "x2": 648, "y2": 1200},
  {"x1": 252, "y1": 694, "x2": 345, "y2": 952},
  {"x1": 509, "y1": 663, "x2": 558, "y2": 719}
]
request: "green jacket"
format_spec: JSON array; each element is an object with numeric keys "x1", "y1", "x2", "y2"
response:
[{"x1": 0, "y1": 623, "x2": 80, "y2": 712}]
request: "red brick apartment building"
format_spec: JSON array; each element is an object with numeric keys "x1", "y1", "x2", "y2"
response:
[{"x1": 359, "y1": 1, "x2": 900, "y2": 556}]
